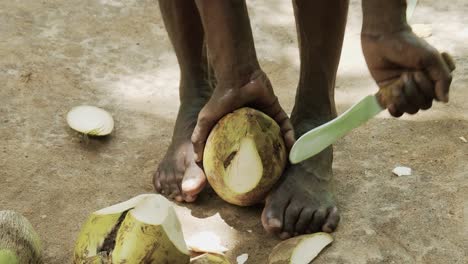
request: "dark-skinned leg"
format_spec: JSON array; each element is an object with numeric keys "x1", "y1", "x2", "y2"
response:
[
  {"x1": 262, "y1": 0, "x2": 349, "y2": 239},
  {"x1": 190, "y1": 1, "x2": 294, "y2": 162},
  {"x1": 154, "y1": 0, "x2": 212, "y2": 202}
]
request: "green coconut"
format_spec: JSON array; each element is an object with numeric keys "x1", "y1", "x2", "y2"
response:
[
  {"x1": 203, "y1": 107, "x2": 287, "y2": 206},
  {"x1": 0, "y1": 210, "x2": 42, "y2": 264},
  {"x1": 73, "y1": 194, "x2": 190, "y2": 264}
]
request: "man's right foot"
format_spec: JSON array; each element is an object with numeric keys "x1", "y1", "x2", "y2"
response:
[{"x1": 153, "y1": 102, "x2": 207, "y2": 202}]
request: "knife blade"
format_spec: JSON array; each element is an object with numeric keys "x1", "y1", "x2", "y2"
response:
[{"x1": 289, "y1": 94, "x2": 384, "y2": 164}]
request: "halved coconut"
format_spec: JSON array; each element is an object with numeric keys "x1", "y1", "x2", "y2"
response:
[
  {"x1": 73, "y1": 194, "x2": 190, "y2": 264},
  {"x1": 67, "y1": 105, "x2": 114, "y2": 136},
  {"x1": 203, "y1": 107, "x2": 287, "y2": 206},
  {"x1": 190, "y1": 253, "x2": 231, "y2": 264},
  {"x1": 0, "y1": 210, "x2": 42, "y2": 264},
  {"x1": 268, "y1": 232, "x2": 333, "y2": 264}
]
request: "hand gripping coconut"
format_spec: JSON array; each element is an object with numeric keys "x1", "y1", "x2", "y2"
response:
[
  {"x1": 0, "y1": 210, "x2": 42, "y2": 264},
  {"x1": 73, "y1": 194, "x2": 190, "y2": 264},
  {"x1": 203, "y1": 108, "x2": 287, "y2": 206}
]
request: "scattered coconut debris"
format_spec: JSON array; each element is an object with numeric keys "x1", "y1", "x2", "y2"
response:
[
  {"x1": 459, "y1": 136, "x2": 467, "y2": 143},
  {"x1": 40, "y1": 215, "x2": 47, "y2": 219},
  {"x1": 66, "y1": 105, "x2": 114, "y2": 136},
  {"x1": 246, "y1": 230, "x2": 252, "y2": 233},
  {"x1": 236, "y1": 253, "x2": 248, "y2": 264},
  {"x1": 186, "y1": 231, "x2": 228, "y2": 254},
  {"x1": 392, "y1": 166, "x2": 412, "y2": 177}
]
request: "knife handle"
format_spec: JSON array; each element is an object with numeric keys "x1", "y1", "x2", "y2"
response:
[{"x1": 375, "y1": 52, "x2": 456, "y2": 108}]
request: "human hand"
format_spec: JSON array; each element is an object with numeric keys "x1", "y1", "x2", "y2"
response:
[
  {"x1": 191, "y1": 70, "x2": 295, "y2": 162},
  {"x1": 362, "y1": 29, "x2": 455, "y2": 117}
]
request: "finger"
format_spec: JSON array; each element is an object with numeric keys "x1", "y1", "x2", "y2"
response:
[
  {"x1": 441, "y1": 52, "x2": 456, "y2": 72},
  {"x1": 259, "y1": 97, "x2": 295, "y2": 149},
  {"x1": 388, "y1": 104, "x2": 404, "y2": 117},
  {"x1": 384, "y1": 78, "x2": 405, "y2": 117},
  {"x1": 423, "y1": 52, "x2": 452, "y2": 102},
  {"x1": 402, "y1": 72, "x2": 423, "y2": 114},
  {"x1": 413, "y1": 71, "x2": 435, "y2": 110},
  {"x1": 191, "y1": 104, "x2": 221, "y2": 162}
]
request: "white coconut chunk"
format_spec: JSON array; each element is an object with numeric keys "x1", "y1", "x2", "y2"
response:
[
  {"x1": 130, "y1": 194, "x2": 189, "y2": 255},
  {"x1": 67, "y1": 105, "x2": 114, "y2": 136},
  {"x1": 94, "y1": 194, "x2": 189, "y2": 255},
  {"x1": 290, "y1": 233, "x2": 333, "y2": 263},
  {"x1": 236, "y1": 253, "x2": 248, "y2": 264},
  {"x1": 392, "y1": 166, "x2": 412, "y2": 177},
  {"x1": 186, "y1": 231, "x2": 228, "y2": 254},
  {"x1": 225, "y1": 137, "x2": 263, "y2": 194},
  {"x1": 459, "y1": 136, "x2": 467, "y2": 143}
]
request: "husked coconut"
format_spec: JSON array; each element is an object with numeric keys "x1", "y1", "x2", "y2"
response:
[
  {"x1": 0, "y1": 210, "x2": 42, "y2": 264},
  {"x1": 203, "y1": 107, "x2": 287, "y2": 206},
  {"x1": 73, "y1": 194, "x2": 190, "y2": 264}
]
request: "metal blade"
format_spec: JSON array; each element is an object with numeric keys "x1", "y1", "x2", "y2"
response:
[{"x1": 289, "y1": 95, "x2": 384, "y2": 164}]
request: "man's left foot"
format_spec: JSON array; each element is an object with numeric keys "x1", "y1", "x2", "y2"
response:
[{"x1": 261, "y1": 148, "x2": 340, "y2": 239}]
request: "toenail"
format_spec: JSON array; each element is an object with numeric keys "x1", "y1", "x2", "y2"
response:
[
  {"x1": 322, "y1": 224, "x2": 332, "y2": 233},
  {"x1": 267, "y1": 218, "x2": 282, "y2": 228},
  {"x1": 182, "y1": 179, "x2": 198, "y2": 189}
]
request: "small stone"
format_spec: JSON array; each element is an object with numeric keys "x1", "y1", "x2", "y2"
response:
[
  {"x1": 392, "y1": 166, "x2": 412, "y2": 177},
  {"x1": 40, "y1": 215, "x2": 47, "y2": 219},
  {"x1": 236, "y1": 253, "x2": 248, "y2": 264}
]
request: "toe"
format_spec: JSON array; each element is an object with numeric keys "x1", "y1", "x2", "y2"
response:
[
  {"x1": 157, "y1": 169, "x2": 169, "y2": 195},
  {"x1": 322, "y1": 207, "x2": 340, "y2": 233},
  {"x1": 181, "y1": 163, "x2": 206, "y2": 198},
  {"x1": 309, "y1": 207, "x2": 327, "y2": 233},
  {"x1": 294, "y1": 207, "x2": 315, "y2": 235},
  {"x1": 153, "y1": 170, "x2": 162, "y2": 193},
  {"x1": 282, "y1": 202, "x2": 302, "y2": 238},
  {"x1": 261, "y1": 194, "x2": 291, "y2": 235}
]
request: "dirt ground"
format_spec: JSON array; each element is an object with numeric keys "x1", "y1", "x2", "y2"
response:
[{"x1": 1, "y1": 0, "x2": 466, "y2": 263}]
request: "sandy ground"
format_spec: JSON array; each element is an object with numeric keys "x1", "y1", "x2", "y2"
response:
[{"x1": 1, "y1": 0, "x2": 467, "y2": 263}]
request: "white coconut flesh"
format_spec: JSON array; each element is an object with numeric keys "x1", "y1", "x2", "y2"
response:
[
  {"x1": 224, "y1": 137, "x2": 263, "y2": 194},
  {"x1": 94, "y1": 194, "x2": 189, "y2": 255},
  {"x1": 290, "y1": 233, "x2": 333, "y2": 263},
  {"x1": 66, "y1": 105, "x2": 114, "y2": 136}
]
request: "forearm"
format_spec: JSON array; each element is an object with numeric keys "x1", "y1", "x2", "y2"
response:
[
  {"x1": 361, "y1": 0, "x2": 410, "y2": 35},
  {"x1": 195, "y1": 0, "x2": 260, "y2": 88}
]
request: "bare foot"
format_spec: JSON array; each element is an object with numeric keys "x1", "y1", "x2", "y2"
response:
[
  {"x1": 261, "y1": 146, "x2": 340, "y2": 239},
  {"x1": 154, "y1": 102, "x2": 207, "y2": 202}
]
